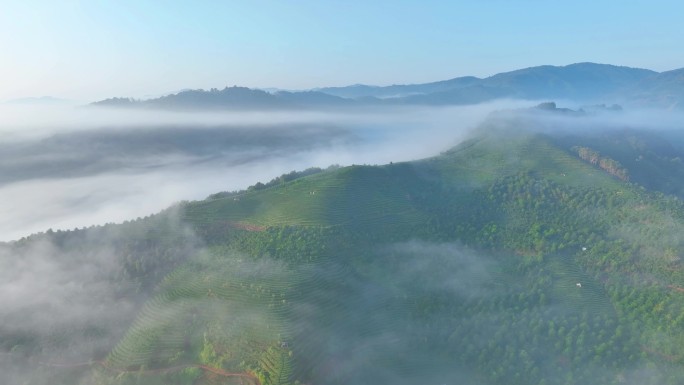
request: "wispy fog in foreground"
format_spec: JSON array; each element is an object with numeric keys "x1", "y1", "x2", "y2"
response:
[{"x1": 0, "y1": 102, "x2": 527, "y2": 241}]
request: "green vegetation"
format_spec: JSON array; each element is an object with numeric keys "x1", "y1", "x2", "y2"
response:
[{"x1": 4, "y1": 122, "x2": 684, "y2": 384}]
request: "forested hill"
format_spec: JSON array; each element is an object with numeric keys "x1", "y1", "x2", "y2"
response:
[
  {"x1": 90, "y1": 86, "x2": 356, "y2": 110},
  {"x1": 3, "y1": 113, "x2": 684, "y2": 385}
]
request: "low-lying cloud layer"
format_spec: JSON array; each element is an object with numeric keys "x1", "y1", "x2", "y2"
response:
[
  {"x1": 2, "y1": 101, "x2": 683, "y2": 242},
  {"x1": 0, "y1": 102, "x2": 531, "y2": 241}
]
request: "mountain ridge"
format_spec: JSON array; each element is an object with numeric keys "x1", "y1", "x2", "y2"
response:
[{"x1": 90, "y1": 62, "x2": 682, "y2": 110}]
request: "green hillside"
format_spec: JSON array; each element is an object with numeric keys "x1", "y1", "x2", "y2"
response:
[
  {"x1": 4, "y1": 121, "x2": 684, "y2": 385},
  {"x1": 183, "y1": 163, "x2": 432, "y2": 230}
]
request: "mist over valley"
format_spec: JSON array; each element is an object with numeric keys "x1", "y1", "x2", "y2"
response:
[{"x1": 3, "y1": 2, "x2": 684, "y2": 384}]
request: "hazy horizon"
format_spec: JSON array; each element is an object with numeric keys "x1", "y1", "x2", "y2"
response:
[{"x1": 2, "y1": 1, "x2": 684, "y2": 101}]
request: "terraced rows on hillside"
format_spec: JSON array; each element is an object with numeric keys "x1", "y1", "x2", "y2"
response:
[{"x1": 101, "y1": 251, "x2": 302, "y2": 385}]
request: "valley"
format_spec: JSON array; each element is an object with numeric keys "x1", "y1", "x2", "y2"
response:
[{"x1": 3, "y1": 110, "x2": 684, "y2": 384}]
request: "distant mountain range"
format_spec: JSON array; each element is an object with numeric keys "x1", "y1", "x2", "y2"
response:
[{"x1": 91, "y1": 63, "x2": 684, "y2": 110}]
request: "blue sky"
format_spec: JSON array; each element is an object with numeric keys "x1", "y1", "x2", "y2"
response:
[{"x1": 1, "y1": 0, "x2": 682, "y2": 101}]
